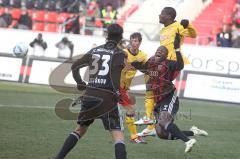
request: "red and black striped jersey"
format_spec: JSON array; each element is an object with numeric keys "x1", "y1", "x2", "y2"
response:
[{"x1": 145, "y1": 56, "x2": 183, "y2": 103}]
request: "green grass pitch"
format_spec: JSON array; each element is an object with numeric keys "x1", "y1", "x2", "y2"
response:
[{"x1": 0, "y1": 81, "x2": 240, "y2": 159}]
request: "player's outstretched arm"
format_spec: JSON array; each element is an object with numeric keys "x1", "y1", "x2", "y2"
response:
[
  {"x1": 180, "y1": 19, "x2": 197, "y2": 38},
  {"x1": 71, "y1": 54, "x2": 91, "y2": 90},
  {"x1": 174, "y1": 33, "x2": 184, "y2": 70},
  {"x1": 131, "y1": 61, "x2": 148, "y2": 73}
]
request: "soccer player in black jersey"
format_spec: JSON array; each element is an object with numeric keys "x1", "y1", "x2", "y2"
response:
[
  {"x1": 132, "y1": 33, "x2": 208, "y2": 153},
  {"x1": 55, "y1": 24, "x2": 127, "y2": 159}
]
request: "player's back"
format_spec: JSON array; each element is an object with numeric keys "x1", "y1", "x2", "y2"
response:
[{"x1": 87, "y1": 42, "x2": 125, "y2": 91}]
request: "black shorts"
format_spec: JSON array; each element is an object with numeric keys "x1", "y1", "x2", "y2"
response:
[
  {"x1": 154, "y1": 90, "x2": 179, "y2": 117},
  {"x1": 77, "y1": 98, "x2": 124, "y2": 131}
]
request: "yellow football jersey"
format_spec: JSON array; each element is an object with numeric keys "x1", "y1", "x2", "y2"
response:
[
  {"x1": 160, "y1": 21, "x2": 197, "y2": 64},
  {"x1": 120, "y1": 49, "x2": 148, "y2": 89}
]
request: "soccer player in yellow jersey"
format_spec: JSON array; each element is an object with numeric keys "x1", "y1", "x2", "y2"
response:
[
  {"x1": 159, "y1": 7, "x2": 197, "y2": 63},
  {"x1": 136, "y1": 7, "x2": 197, "y2": 137},
  {"x1": 119, "y1": 32, "x2": 148, "y2": 144}
]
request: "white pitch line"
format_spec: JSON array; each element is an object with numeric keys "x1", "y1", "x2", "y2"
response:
[
  {"x1": 0, "y1": 104, "x2": 80, "y2": 110},
  {"x1": 0, "y1": 104, "x2": 55, "y2": 109},
  {"x1": 0, "y1": 104, "x2": 196, "y2": 121},
  {"x1": 0, "y1": 104, "x2": 147, "y2": 112}
]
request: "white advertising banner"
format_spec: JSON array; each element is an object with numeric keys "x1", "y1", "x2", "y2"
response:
[
  {"x1": 184, "y1": 74, "x2": 240, "y2": 103},
  {"x1": 29, "y1": 60, "x2": 87, "y2": 86},
  {"x1": 0, "y1": 57, "x2": 22, "y2": 81},
  {"x1": 29, "y1": 60, "x2": 61, "y2": 84},
  {"x1": 182, "y1": 45, "x2": 240, "y2": 76}
]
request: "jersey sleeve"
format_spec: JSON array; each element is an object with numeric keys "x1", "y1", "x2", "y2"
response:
[
  {"x1": 180, "y1": 23, "x2": 197, "y2": 38},
  {"x1": 111, "y1": 50, "x2": 126, "y2": 91},
  {"x1": 71, "y1": 53, "x2": 92, "y2": 83},
  {"x1": 112, "y1": 50, "x2": 125, "y2": 69},
  {"x1": 168, "y1": 51, "x2": 184, "y2": 71},
  {"x1": 131, "y1": 61, "x2": 147, "y2": 71}
]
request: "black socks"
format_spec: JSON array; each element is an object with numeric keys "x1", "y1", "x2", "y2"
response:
[
  {"x1": 167, "y1": 123, "x2": 189, "y2": 142},
  {"x1": 55, "y1": 132, "x2": 80, "y2": 159},
  {"x1": 115, "y1": 142, "x2": 127, "y2": 159}
]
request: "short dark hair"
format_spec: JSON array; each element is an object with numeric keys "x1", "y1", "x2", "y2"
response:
[
  {"x1": 163, "y1": 7, "x2": 176, "y2": 20},
  {"x1": 107, "y1": 24, "x2": 123, "y2": 43},
  {"x1": 130, "y1": 32, "x2": 142, "y2": 42}
]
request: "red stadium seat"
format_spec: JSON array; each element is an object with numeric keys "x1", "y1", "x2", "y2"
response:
[
  {"x1": 11, "y1": 8, "x2": 21, "y2": 20},
  {"x1": 32, "y1": 10, "x2": 45, "y2": 22},
  {"x1": 27, "y1": 9, "x2": 33, "y2": 15},
  {"x1": 57, "y1": 12, "x2": 69, "y2": 23},
  {"x1": 32, "y1": 22, "x2": 44, "y2": 31},
  {"x1": 211, "y1": 26, "x2": 222, "y2": 35},
  {"x1": 222, "y1": 15, "x2": 233, "y2": 24},
  {"x1": 95, "y1": 19, "x2": 103, "y2": 27},
  {"x1": 44, "y1": 23, "x2": 58, "y2": 32},
  {"x1": 44, "y1": 11, "x2": 58, "y2": 23},
  {"x1": 79, "y1": 17, "x2": 85, "y2": 26},
  {"x1": 0, "y1": 7, "x2": 4, "y2": 16},
  {"x1": 189, "y1": 0, "x2": 235, "y2": 44},
  {"x1": 8, "y1": 20, "x2": 18, "y2": 28}
]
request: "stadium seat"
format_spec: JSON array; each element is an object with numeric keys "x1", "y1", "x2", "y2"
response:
[
  {"x1": 211, "y1": 26, "x2": 222, "y2": 35},
  {"x1": 44, "y1": 23, "x2": 58, "y2": 32},
  {"x1": 191, "y1": 0, "x2": 235, "y2": 44},
  {"x1": 44, "y1": 11, "x2": 58, "y2": 23},
  {"x1": 184, "y1": 37, "x2": 196, "y2": 44},
  {"x1": 95, "y1": 19, "x2": 103, "y2": 27},
  {"x1": 32, "y1": 22, "x2": 44, "y2": 31},
  {"x1": 79, "y1": 17, "x2": 85, "y2": 26},
  {"x1": 8, "y1": 20, "x2": 18, "y2": 28},
  {"x1": 57, "y1": 12, "x2": 69, "y2": 23},
  {"x1": 0, "y1": 7, "x2": 4, "y2": 16},
  {"x1": 32, "y1": 10, "x2": 45, "y2": 22},
  {"x1": 11, "y1": 8, "x2": 21, "y2": 20},
  {"x1": 222, "y1": 15, "x2": 233, "y2": 24},
  {"x1": 27, "y1": 9, "x2": 33, "y2": 15}
]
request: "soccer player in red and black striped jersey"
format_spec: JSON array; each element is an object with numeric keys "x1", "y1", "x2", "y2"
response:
[{"x1": 132, "y1": 33, "x2": 208, "y2": 153}]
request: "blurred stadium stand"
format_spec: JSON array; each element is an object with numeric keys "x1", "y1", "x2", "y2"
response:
[
  {"x1": 185, "y1": 0, "x2": 236, "y2": 45},
  {"x1": 0, "y1": 0, "x2": 239, "y2": 46}
]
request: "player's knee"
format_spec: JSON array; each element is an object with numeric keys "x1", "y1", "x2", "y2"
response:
[
  {"x1": 114, "y1": 139, "x2": 125, "y2": 145},
  {"x1": 125, "y1": 113, "x2": 135, "y2": 124},
  {"x1": 158, "y1": 120, "x2": 169, "y2": 128},
  {"x1": 74, "y1": 125, "x2": 88, "y2": 136},
  {"x1": 157, "y1": 112, "x2": 173, "y2": 129},
  {"x1": 74, "y1": 128, "x2": 81, "y2": 136},
  {"x1": 155, "y1": 125, "x2": 168, "y2": 139}
]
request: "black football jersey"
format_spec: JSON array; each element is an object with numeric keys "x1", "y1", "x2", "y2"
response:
[{"x1": 72, "y1": 41, "x2": 125, "y2": 91}]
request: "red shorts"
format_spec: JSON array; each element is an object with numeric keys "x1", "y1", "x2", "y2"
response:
[{"x1": 119, "y1": 87, "x2": 132, "y2": 107}]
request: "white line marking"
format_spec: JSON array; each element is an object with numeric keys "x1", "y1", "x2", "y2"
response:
[{"x1": 0, "y1": 104, "x2": 80, "y2": 110}]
